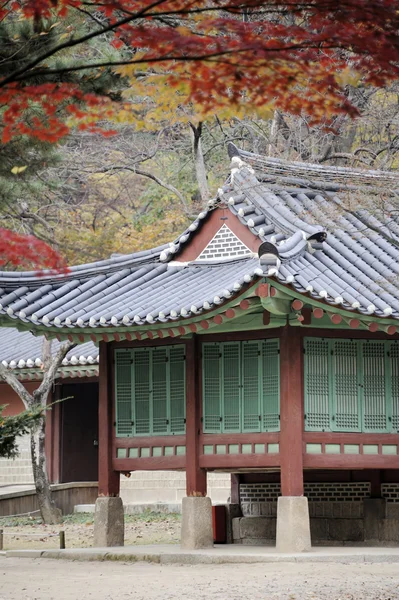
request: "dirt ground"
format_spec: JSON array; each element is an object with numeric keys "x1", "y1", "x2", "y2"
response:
[
  {"x1": 1, "y1": 557, "x2": 399, "y2": 600},
  {"x1": 0, "y1": 512, "x2": 180, "y2": 550}
]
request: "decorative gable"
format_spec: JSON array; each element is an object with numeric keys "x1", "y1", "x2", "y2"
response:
[{"x1": 196, "y1": 224, "x2": 252, "y2": 262}]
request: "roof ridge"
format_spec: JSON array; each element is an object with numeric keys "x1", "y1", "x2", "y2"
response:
[
  {"x1": 228, "y1": 143, "x2": 399, "y2": 191},
  {"x1": 0, "y1": 243, "x2": 169, "y2": 287}
]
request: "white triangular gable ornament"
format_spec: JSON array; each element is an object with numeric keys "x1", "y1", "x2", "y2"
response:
[{"x1": 196, "y1": 224, "x2": 252, "y2": 261}]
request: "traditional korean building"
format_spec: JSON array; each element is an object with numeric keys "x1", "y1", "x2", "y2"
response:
[
  {"x1": 1, "y1": 143, "x2": 399, "y2": 550},
  {"x1": 0, "y1": 327, "x2": 99, "y2": 485}
]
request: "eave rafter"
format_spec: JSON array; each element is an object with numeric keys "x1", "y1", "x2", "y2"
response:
[{"x1": 267, "y1": 278, "x2": 399, "y2": 335}]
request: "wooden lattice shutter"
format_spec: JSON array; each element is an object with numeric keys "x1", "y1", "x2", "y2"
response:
[
  {"x1": 133, "y1": 348, "x2": 151, "y2": 435},
  {"x1": 222, "y1": 342, "x2": 241, "y2": 432},
  {"x1": 389, "y1": 341, "x2": 399, "y2": 432},
  {"x1": 332, "y1": 340, "x2": 360, "y2": 432},
  {"x1": 169, "y1": 346, "x2": 186, "y2": 433},
  {"x1": 242, "y1": 341, "x2": 260, "y2": 432},
  {"x1": 115, "y1": 349, "x2": 133, "y2": 437},
  {"x1": 362, "y1": 341, "x2": 387, "y2": 432},
  {"x1": 202, "y1": 343, "x2": 221, "y2": 433},
  {"x1": 152, "y1": 347, "x2": 168, "y2": 434},
  {"x1": 261, "y1": 339, "x2": 280, "y2": 432},
  {"x1": 304, "y1": 338, "x2": 330, "y2": 431}
]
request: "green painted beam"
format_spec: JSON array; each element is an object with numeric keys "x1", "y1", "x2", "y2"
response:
[{"x1": 268, "y1": 278, "x2": 399, "y2": 327}]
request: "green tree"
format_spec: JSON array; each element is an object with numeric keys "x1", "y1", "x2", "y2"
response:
[
  {"x1": 0, "y1": 403, "x2": 43, "y2": 459},
  {"x1": 0, "y1": 11, "x2": 127, "y2": 266}
]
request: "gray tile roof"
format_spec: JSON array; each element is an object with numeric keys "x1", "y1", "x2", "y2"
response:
[
  {"x1": 1, "y1": 144, "x2": 399, "y2": 331},
  {"x1": 221, "y1": 145, "x2": 399, "y2": 319},
  {"x1": 0, "y1": 327, "x2": 98, "y2": 368},
  {"x1": 0, "y1": 259, "x2": 260, "y2": 330}
]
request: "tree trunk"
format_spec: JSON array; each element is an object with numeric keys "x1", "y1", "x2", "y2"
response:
[
  {"x1": 189, "y1": 122, "x2": 210, "y2": 205},
  {"x1": 0, "y1": 339, "x2": 74, "y2": 525},
  {"x1": 30, "y1": 415, "x2": 62, "y2": 524}
]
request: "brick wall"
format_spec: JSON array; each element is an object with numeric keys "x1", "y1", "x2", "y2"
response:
[
  {"x1": 0, "y1": 435, "x2": 34, "y2": 485},
  {"x1": 382, "y1": 484, "x2": 399, "y2": 503}
]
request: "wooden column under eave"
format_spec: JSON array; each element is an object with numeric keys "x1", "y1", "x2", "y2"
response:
[
  {"x1": 185, "y1": 336, "x2": 207, "y2": 496},
  {"x1": 279, "y1": 326, "x2": 304, "y2": 496},
  {"x1": 98, "y1": 341, "x2": 120, "y2": 497}
]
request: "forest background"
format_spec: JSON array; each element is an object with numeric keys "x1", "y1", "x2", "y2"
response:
[{"x1": 1, "y1": 0, "x2": 399, "y2": 269}]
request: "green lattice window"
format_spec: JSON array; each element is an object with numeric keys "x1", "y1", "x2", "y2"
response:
[
  {"x1": 115, "y1": 346, "x2": 186, "y2": 437},
  {"x1": 304, "y1": 338, "x2": 399, "y2": 433},
  {"x1": 202, "y1": 339, "x2": 280, "y2": 433}
]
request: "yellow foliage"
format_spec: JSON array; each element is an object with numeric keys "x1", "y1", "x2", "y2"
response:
[
  {"x1": 11, "y1": 165, "x2": 27, "y2": 174},
  {"x1": 55, "y1": 206, "x2": 189, "y2": 265},
  {"x1": 335, "y1": 67, "x2": 362, "y2": 88}
]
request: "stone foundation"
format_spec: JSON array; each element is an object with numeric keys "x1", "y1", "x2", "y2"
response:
[
  {"x1": 276, "y1": 497, "x2": 311, "y2": 552},
  {"x1": 232, "y1": 481, "x2": 399, "y2": 546},
  {"x1": 181, "y1": 496, "x2": 213, "y2": 550},
  {"x1": 232, "y1": 499, "x2": 399, "y2": 545},
  {"x1": 93, "y1": 497, "x2": 124, "y2": 547}
]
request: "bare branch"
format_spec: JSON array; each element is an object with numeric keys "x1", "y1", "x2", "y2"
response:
[
  {"x1": 36, "y1": 341, "x2": 76, "y2": 402},
  {"x1": 0, "y1": 363, "x2": 33, "y2": 409}
]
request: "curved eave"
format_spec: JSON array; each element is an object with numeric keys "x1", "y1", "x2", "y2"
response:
[
  {"x1": 0, "y1": 284, "x2": 263, "y2": 343},
  {"x1": 267, "y1": 278, "x2": 399, "y2": 334},
  {"x1": 8, "y1": 365, "x2": 99, "y2": 382}
]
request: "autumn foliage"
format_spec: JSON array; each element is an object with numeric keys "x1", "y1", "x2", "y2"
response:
[
  {"x1": 0, "y1": 229, "x2": 68, "y2": 272},
  {"x1": 1, "y1": 0, "x2": 399, "y2": 269}
]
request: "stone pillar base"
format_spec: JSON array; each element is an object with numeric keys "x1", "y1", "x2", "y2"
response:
[
  {"x1": 93, "y1": 496, "x2": 124, "y2": 547},
  {"x1": 181, "y1": 496, "x2": 213, "y2": 550},
  {"x1": 276, "y1": 496, "x2": 311, "y2": 553},
  {"x1": 364, "y1": 497, "x2": 386, "y2": 542}
]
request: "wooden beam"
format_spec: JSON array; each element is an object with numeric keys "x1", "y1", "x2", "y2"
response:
[
  {"x1": 114, "y1": 457, "x2": 186, "y2": 471},
  {"x1": 185, "y1": 336, "x2": 207, "y2": 496},
  {"x1": 300, "y1": 327, "x2": 399, "y2": 341},
  {"x1": 329, "y1": 313, "x2": 342, "y2": 325},
  {"x1": 292, "y1": 299, "x2": 303, "y2": 311},
  {"x1": 98, "y1": 342, "x2": 120, "y2": 497},
  {"x1": 200, "y1": 454, "x2": 280, "y2": 469},
  {"x1": 256, "y1": 283, "x2": 269, "y2": 298},
  {"x1": 279, "y1": 326, "x2": 304, "y2": 496}
]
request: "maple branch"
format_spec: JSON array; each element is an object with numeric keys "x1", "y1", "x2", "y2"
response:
[
  {"x1": 0, "y1": 0, "x2": 356, "y2": 88},
  {"x1": 0, "y1": 0, "x2": 170, "y2": 88},
  {"x1": 8, "y1": 41, "x2": 336, "y2": 84}
]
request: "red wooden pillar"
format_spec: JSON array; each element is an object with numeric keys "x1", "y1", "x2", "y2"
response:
[
  {"x1": 185, "y1": 336, "x2": 207, "y2": 496},
  {"x1": 98, "y1": 341, "x2": 120, "y2": 497},
  {"x1": 279, "y1": 326, "x2": 304, "y2": 496}
]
